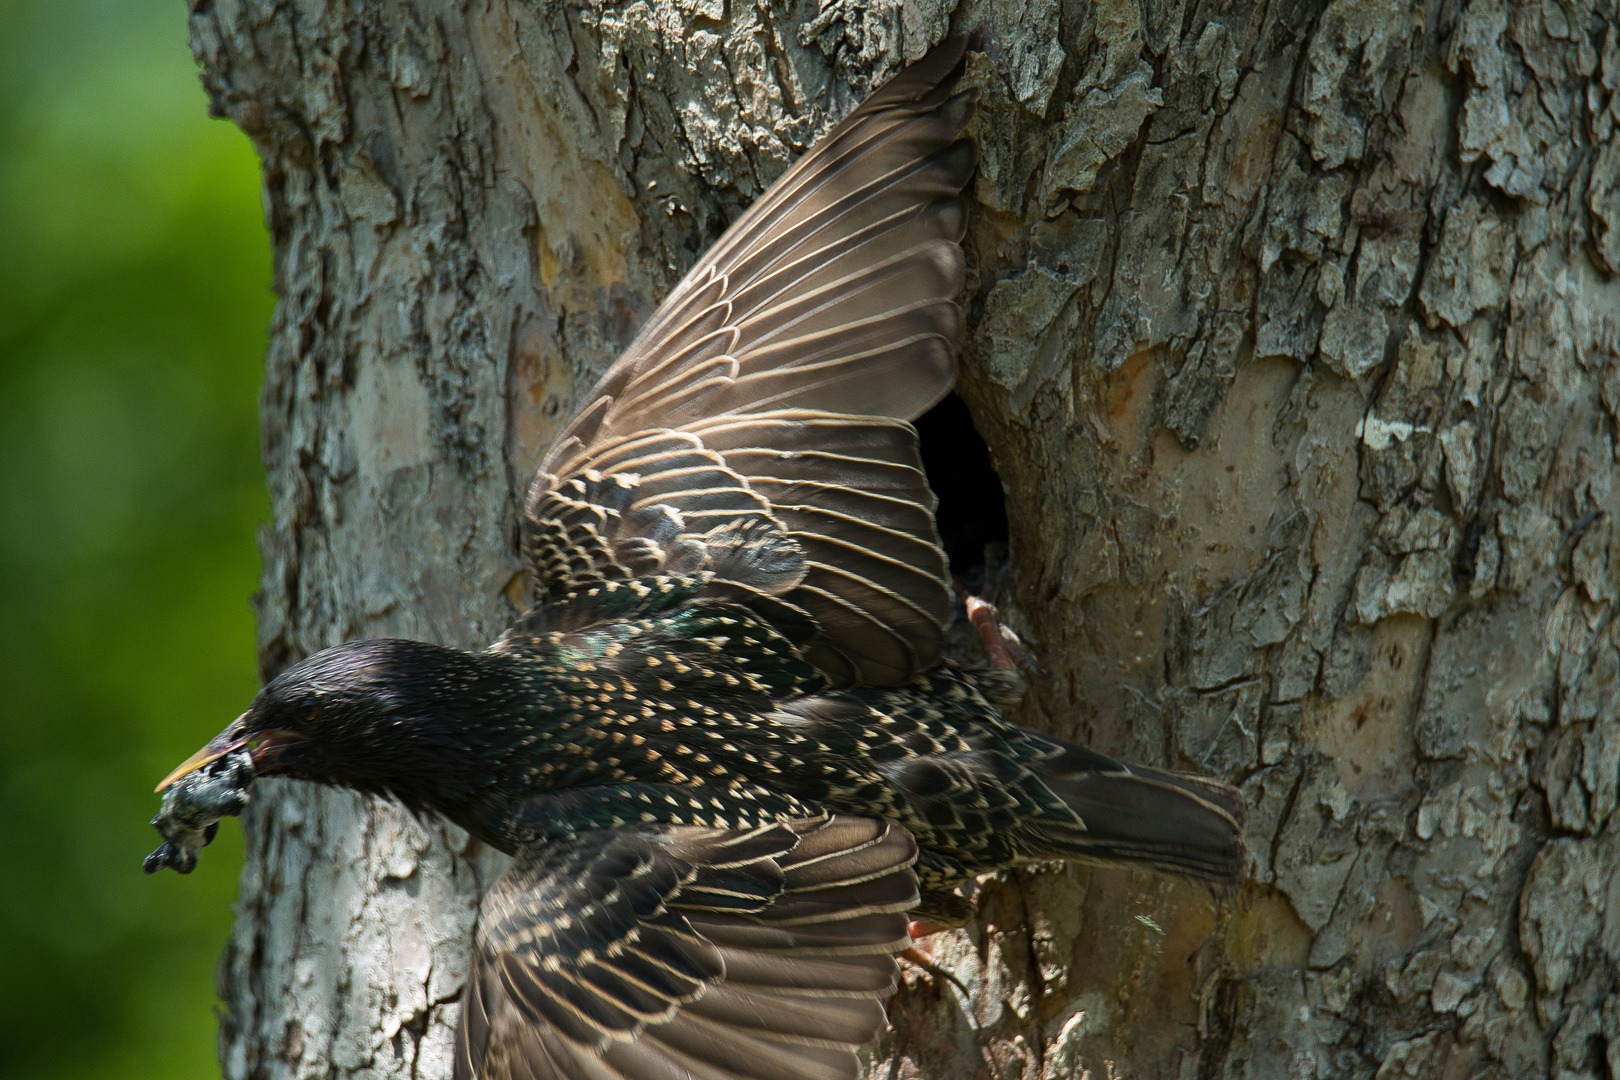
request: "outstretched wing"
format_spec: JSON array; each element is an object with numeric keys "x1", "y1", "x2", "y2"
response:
[
  {"x1": 455, "y1": 815, "x2": 918, "y2": 1080},
  {"x1": 521, "y1": 41, "x2": 978, "y2": 687}
]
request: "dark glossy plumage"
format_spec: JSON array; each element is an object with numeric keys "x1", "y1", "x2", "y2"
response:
[{"x1": 154, "y1": 40, "x2": 1245, "y2": 1080}]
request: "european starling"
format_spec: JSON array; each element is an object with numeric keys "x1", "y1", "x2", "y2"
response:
[{"x1": 153, "y1": 39, "x2": 1245, "y2": 1080}]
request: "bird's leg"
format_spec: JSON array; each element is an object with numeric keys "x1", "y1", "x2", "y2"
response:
[
  {"x1": 905, "y1": 918, "x2": 933, "y2": 969},
  {"x1": 963, "y1": 594, "x2": 1041, "y2": 674},
  {"x1": 902, "y1": 922, "x2": 950, "y2": 978},
  {"x1": 904, "y1": 917, "x2": 947, "y2": 963},
  {"x1": 908, "y1": 917, "x2": 956, "y2": 941},
  {"x1": 901, "y1": 890, "x2": 972, "y2": 996},
  {"x1": 902, "y1": 930, "x2": 971, "y2": 999}
]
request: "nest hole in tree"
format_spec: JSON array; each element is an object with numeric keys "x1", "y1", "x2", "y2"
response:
[{"x1": 915, "y1": 392, "x2": 1008, "y2": 591}]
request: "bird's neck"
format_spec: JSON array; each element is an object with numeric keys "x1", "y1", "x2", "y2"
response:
[{"x1": 306, "y1": 646, "x2": 552, "y2": 818}]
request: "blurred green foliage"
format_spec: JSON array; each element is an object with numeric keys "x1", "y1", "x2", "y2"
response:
[{"x1": 0, "y1": 1, "x2": 271, "y2": 1077}]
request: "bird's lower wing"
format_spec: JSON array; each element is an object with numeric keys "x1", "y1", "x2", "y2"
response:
[{"x1": 456, "y1": 814, "x2": 919, "y2": 1080}]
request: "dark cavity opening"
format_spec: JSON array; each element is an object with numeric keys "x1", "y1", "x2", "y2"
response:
[{"x1": 915, "y1": 393, "x2": 1008, "y2": 590}]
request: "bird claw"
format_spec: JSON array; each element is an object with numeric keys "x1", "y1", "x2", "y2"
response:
[
  {"x1": 144, "y1": 750, "x2": 255, "y2": 874},
  {"x1": 901, "y1": 942, "x2": 971, "y2": 999}
]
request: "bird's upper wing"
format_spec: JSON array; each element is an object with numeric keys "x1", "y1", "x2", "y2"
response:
[
  {"x1": 520, "y1": 41, "x2": 977, "y2": 687},
  {"x1": 455, "y1": 814, "x2": 918, "y2": 1080}
]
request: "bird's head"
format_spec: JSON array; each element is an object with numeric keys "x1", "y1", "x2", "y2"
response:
[{"x1": 157, "y1": 638, "x2": 512, "y2": 806}]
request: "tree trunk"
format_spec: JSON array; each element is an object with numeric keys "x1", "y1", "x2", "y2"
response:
[{"x1": 191, "y1": 0, "x2": 1620, "y2": 1076}]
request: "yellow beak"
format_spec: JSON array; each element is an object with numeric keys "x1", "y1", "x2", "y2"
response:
[
  {"x1": 155, "y1": 713, "x2": 250, "y2": 793},
  {"x1": 155, "y1": 743, "x2": 237, "y2": 793}
]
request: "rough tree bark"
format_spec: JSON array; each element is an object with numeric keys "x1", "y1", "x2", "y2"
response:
[{"x1": 188, "y1": 0, "x2": 1620, "y2": 1076}]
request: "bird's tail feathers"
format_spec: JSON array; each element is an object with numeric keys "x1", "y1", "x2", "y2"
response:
[{"x1": 1024, "y1": 738, "x2": 1246, "y2": 884}]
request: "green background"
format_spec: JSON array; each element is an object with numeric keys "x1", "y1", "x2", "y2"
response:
[{"x1": 0, "y1": 1, "x2": 270, "y2": 1077}]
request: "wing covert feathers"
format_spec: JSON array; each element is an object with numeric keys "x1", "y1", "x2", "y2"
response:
[
  {"x1": 520, "y1": 40, "x2": 976, "y2": 687},
  {"x1": 455, "y1": 815, "x2": 919, "y2": 1080}
]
